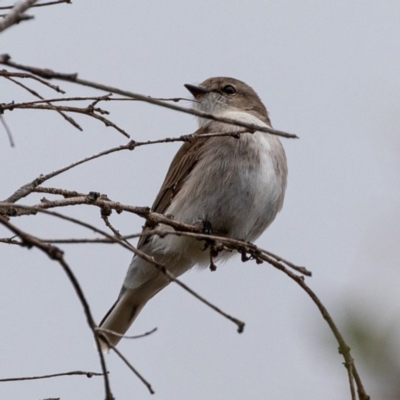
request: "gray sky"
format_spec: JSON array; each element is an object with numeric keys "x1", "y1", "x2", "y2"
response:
[{"x1": 1, "y1": 1, "x2": 400, "y2": 399}]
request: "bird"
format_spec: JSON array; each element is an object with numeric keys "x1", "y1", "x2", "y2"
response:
[{"x1": 99, "y1": 77, "x2": 288, "y2": 350}]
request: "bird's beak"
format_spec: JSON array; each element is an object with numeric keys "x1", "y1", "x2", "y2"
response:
[{"x1": 184, "y1": 84, "x2": 210, "y2": 97}]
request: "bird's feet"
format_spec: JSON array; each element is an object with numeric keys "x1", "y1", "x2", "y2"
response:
[
  {"x1": 201, "y1": 219, "x2": 213, "y2": 235},
  {"x1": 194, "y1": 219, "x2": 219, "y2": 272}
]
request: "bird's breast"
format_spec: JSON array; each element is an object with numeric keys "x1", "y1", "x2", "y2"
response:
[{"x1": 168, "y1": 129, "x2": 287, "y2": 242}]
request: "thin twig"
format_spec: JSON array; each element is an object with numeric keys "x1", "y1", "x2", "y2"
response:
[
  {"x1": 0, "y1": 54, "x2": 298, "y2": 139},
  {"x1": 98, "y1": 333, "x2": 154, "y2": 395},
  {"x1": 1, "y1": 205, "x2": 245, "y2": 393},
  {"x1": 0, "y1": 95, "x2": 195, "y2": 106},
  {"x1": 263, "y1": 250, "x2": 310, "y2": 276},
  {"x1": 345, "y1": 362, "x2": 357, "y2": 400},
  {"x1": 4, "y1": 187, "x2": 313, "y2": 275},
  {"x1": 0, "y1": 12, "x2": 33, "y2": 21},
  {"x1": 6, "y1": 195, "x2": 220, "y2": 236},
  {"x1": 0, "y1": 115, "x2": 15, "y2": 146},
  {"x1": 3, "y1": 144, "x2": 134, "y2": 203},
  {"x1": 259, "y1": 253, "x2": 369, "y2": 400},
  {"x1": 0, "y1": 0, "x2": 70, "y2": 10},
  {"x1": 4, "y1": 193, "x2": 314, "y2": 278},
  {"x1": 0, "y1": 70, "x2": 65, "y2": 93},
  {"x1": 0, "y1": 0, "x2": 37, "y2": 32},
  {"x1": 5, "y1": 75, "x2": 82, "y2": 131},
  {"x1": 0, "y1": 215, "x2": 113, "y2": 400},
  {"x1": 101, "y1": 213, "x2": 121, "y2": 237},
  {"x1": 0, "y1": 370, "x2": 105, "y2": 382},
  {"x1": 96, "y1": 327, "x2": 157, "y2": 340},
  {"x1": 2, "y1": 102, "x2": 129, "y2": 137},
  {"x1": 0, "y1": 203, "x2": 369, "y2": 398},
  {"x1": 156, "y1": 225, "x2": 367, "y2": 398},
  {"x1": 0, "y1": 237, "x2": 22, "y2": 245},
  {"x1": 38, "y1": 235, "x2": 141, "y2": 244},
  {"x1": 352, "y1": 366, "x2": 370, "y2": 400},
  {"x1": 0, "y1": 203, "x2": 245, "y2": 332},
  {"x1": 102, "y1": 214, "x2": 246, "y2": 333},
  {"x1": 3, "y1": 129, "x2": 262, "y2": 204},
  {"x1": 33, "y1": 187, "x2": 86, "y2": 198}
]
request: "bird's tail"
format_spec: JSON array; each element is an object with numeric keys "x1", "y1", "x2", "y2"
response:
[{"x1": 98, "y1": 278, "x2": 167, "y2": 351}]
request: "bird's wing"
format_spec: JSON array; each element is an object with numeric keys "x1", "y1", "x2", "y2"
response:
[{"x1": 137, "y1": 127, "x2": 207, "y2": 248}]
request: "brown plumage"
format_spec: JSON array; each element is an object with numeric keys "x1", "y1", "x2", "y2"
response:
[{"x1": 99, "y1": 77, "x2": 287, "y2": 350}]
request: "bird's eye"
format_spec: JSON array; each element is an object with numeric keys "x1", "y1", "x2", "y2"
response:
[{"x1": 222, "y1": 85, "x2": 236, "y2": 95}]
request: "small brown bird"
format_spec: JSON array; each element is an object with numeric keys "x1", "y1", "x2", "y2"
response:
[{"x1": 99, "y1": 77, "x2": 288, "y2": 350}]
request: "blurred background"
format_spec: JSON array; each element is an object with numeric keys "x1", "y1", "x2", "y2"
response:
[{"x1": 1, "y1": 1, "x2": 400, "y2": 399}]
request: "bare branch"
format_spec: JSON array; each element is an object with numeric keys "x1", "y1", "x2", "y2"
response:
[
  {"x1": 101, "y1": 212, "x2": 121, "y2": 237},
  {"x1": 263, "y1": 250, "x2": 310, "y2": 276},
  {"x1": 0, "y1": 55, "x2": 298, "y2": 139},
  {"x1": 4, "y1": 193, "x2": 310, "y2": 274},
  {"x1": 96, "y1": 327, "x2": 157, "y2": 340},
  {"x1": 0, "y1": 215, "x2": 113, "y2": 400},
  {"x1": 345, "y1": 363, "x2": 357, "y2": 400},
  {"x1": 3, "y1": 187, "x2": 312, "y2": 274},
  {"x1": 4, "y1": 75, "x2": 82, "y2": 131},
  {"x1": 0, "y1": 70, "x2": 65, "y2": 93},
  {"x1": 260, "y1": 252, "x2": 369, "y2": 400},
  {"x1": 0, "y1": 115, "x2": 15, "y2": 146},
  {"x1": 3, "y1": 143, "x2": 135, "y2": 203},
  {"x1": 2, "y1": 129, "x2": 262, "y2": 204},
  {"x1": 0, "y1": 12, "x2": 33, "y2": 21},
  {"x1": 36, "y1": 234, "x2": 142, "y2": 244},
  {"x1": 0, "y1": 95, "x2": 196, "y2": 110},
  {"x1": 0, "y1": 0, "x2": 70, "y2": 10},
  {"x1": 0, "y1": 203, "x2": 246, "y2": 332},
  {"x1": 0, "y1": 202, "x2": 370, "y2": 398},
  {"x1": 2, "y1": 102, "x2": 130, "y2": 137},
  {"x1": 163, "y1": 230, "x2": 368, "y2": 399},
  {"x1": 0, "y1": 0, "x2": 37, "y2": 32},
  {"x1": 0, "y1": 236, "x2": 22, "y2": 245},
  {"x1": 98, "y1": 333, "x2": 155, "y2": 395},
  {"x1": 33, "y1": 187, "x2": 85, "y2": 198},
  {"x1": 107, "y1": 213, "x2": 246, "y2": 333},
  {"x1": 0, "y1": 370, "x2": 106, "y2": 382},
  {"x1": 6, "y1": 194, "x2": 220, "y2": 236}
]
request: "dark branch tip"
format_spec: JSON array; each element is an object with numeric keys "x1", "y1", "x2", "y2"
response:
[
  {"x1": 87, "y1": 191, "x2": 100, "y2": 202},
  {"x1": 127, "y1": 140, "x2": 136, "y2": 150},
  {"x1": 0, "y1": 54, "x2": 11, "y2": 62},
  {"x1": 48, "y1": 245, "x2": 64, "y2": 260},
  {"x1": 100, "y1": 204, "x2": 112, "y2": 217}
]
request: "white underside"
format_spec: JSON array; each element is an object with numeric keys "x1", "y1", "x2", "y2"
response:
[{"x1": 123, "y1": 110, "x2": 287, "y2": 290}]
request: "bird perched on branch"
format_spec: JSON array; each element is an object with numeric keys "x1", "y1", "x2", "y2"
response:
[{"x1": 99, "y1": 77, "x2": 288, "y2": 350}]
